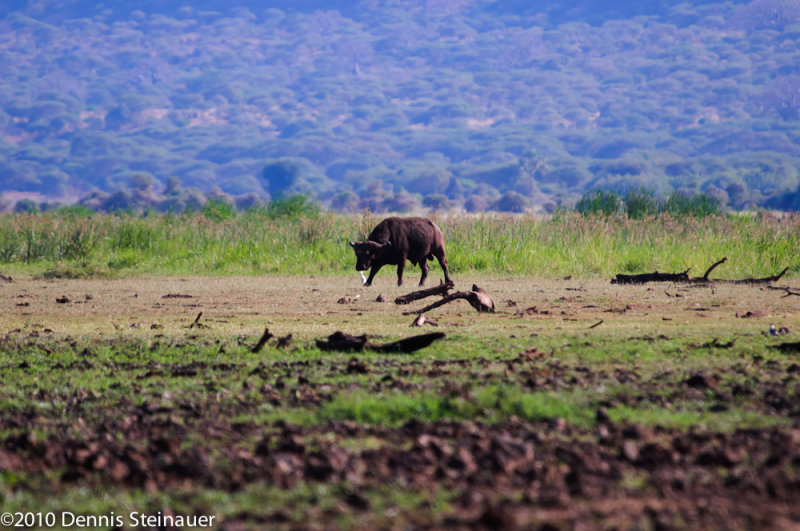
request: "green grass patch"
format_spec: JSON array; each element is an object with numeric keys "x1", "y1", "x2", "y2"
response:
[
  {"x1": 312, "y1": 386, "x2": 597, "y2": 427},
  {"x1": 1, "y1": 211, "x2": 798, "y2": 278},
  {"x1": 607, "y1": 404, "x2": 788, "y2": 432}
]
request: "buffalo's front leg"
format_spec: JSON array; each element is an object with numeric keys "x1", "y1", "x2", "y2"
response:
[
  {"x1": 419, "y1": 259, "x2": 429, "y2": 286},
  {"x1": 365, "y1": 264, "x2": 382, "y2": 287},
  {"x1": 396, "y1": 260, "x2": 405, "y2": 286}
]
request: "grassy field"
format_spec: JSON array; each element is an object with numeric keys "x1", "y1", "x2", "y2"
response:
[
  {"x1": 1, "y1": 265, "x2": 799, "y2": 529},
  {"x1": 1, "y1": 212, "x2": 799, "y2": 528},
  {"x1": 1, "y1": 210, "x2": 799, "y2": 280}
]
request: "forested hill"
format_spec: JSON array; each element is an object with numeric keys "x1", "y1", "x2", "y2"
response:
[{"x1": 2, "y1": 0, "x2": 800, "y2": 213}]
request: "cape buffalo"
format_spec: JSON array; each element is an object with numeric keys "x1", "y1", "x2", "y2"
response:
[{"x1": 350, "y1": 217, "x2": 452, "y2": 287}]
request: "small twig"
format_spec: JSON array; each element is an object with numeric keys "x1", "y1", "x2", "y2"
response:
[
  {"x1": 588, "y1": 320, "x2": 604, "y2": 329},
  {"x1": 276, "y1": 334, "x2": 292, "y2": 349},
  {"x1": 189, "y1": 311, "x2": 204, "y2": 328},
  {"x1": 251, "y1": 327, "x2": 274, "y2": 353}
]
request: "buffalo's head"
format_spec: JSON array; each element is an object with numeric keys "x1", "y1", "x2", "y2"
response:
[{"x1": 349, "y1": 240, "x2": 391, "y2": 271}]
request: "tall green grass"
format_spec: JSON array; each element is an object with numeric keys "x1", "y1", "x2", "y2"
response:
[{"x1": 0, "y1": 209, "x2": 797, "y2": 278}]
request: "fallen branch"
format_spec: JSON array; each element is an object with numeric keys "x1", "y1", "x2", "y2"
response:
[
  {"x1": 724, "y1": 267, "x2": 788, "y2": 285},
  {"x1": 315, "y1": 330, "x2": 445, "y2": 353},
  {"x1": 612, "y1": 257, "x2": 789, "y2": 285},
  {"x1": 701, "y1": 257, "x2": 727, "y2": 281},
  {"x1": 394, "y1": 280, "x2": 454, "y2": 305},
  {"x1": 404, "y1": 284, "x2": 495, "y2": 314},
  {"x1": 371, "y1": 332, "x2": 446, "y2": 353}
]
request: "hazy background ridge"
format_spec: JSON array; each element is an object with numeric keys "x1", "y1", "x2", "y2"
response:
[{"x1": 2, "y1": 0, "x2": 799, "y2": 213}]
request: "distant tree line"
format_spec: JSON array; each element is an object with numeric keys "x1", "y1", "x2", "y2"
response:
[{"x1": 0, "y1": 182, "x2": 728, "y2": 222}]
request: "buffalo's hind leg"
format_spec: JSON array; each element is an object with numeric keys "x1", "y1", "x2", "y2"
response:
[
  {"x1": 418, "y1": 259, "x2": 429, "y2": 286},
  {"x1": 434, "y1": 249, "x2": 452, "y2": 283}
]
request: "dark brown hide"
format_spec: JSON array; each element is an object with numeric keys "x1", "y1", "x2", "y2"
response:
[{"x1": 350, "y1": 217, "x2": 452, "y2": 287}]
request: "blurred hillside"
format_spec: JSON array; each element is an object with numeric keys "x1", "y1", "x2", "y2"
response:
[{"x1": 2, "y1": 0, "x2": 800, "y2": 212}]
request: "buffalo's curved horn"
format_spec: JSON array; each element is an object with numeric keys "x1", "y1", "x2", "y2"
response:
[{"x1": 349, "y1": 241, "x2": 355, "y2": 248}]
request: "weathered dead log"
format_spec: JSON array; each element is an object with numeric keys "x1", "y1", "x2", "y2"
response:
[
  {"x1": 470, "y1": 285, "x2": 496, "y2": 311},
  {"x1": 612, "y1": 257, "x2": 789, "y2": 285},
  {"x1": 611, "y1": 269, "x2": 691, "y2": 284},
  {"x1": 315, "y1": 330, "x2": 445, "y2": 353},
  {"x1": 394, "y1": 280, "x2": 455, "y2": 305},
  {"x1": 404, "y1": 284, "x2": 495, "y2": 314}
]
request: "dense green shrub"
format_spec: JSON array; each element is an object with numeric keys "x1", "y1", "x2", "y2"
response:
[
  {"x1": 14, "y1": 199, "x2": 40, "y2": 214},
  {"x1": 661, "y1": 192, "x2": 722, "y2": 218},
  {"x1": 575, "y1": 190, "x2": 623, "y2": 217},
  {"x1": 56, "y1": 205, "x2": 95, "y2": 218},
  {"x1": 623, "y1": 189, "x2": 659, "y2": 219},
  {"x1": 576, "y1": 188, "x2": 722, "y2": 219},
  {"x1": 201, "y1": 197, "x2": 237, "y2": 222},
  {"x1": 263, "y1": 194, "x2": 321, "y2": 220}
]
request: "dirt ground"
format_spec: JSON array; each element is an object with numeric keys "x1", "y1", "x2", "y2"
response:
[
  {"x1": 1, "y1": 273, "x2": 800, "y2": 529},
  {"x1": 3, "y1": 273, "x2": 798, "y2": 338}
]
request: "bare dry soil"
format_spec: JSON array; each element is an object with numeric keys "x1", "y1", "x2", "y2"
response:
[{"x1": 1, "y1": 274, "x2": 799, "y2": 529}]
